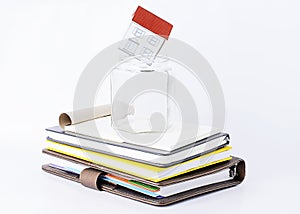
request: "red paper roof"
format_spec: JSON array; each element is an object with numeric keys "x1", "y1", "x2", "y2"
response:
[{"x1": 132, "y1": 6, "x2": 173, "y2": 40}]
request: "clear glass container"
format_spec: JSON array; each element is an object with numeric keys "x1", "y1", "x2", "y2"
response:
[{"x1": 110, "y1": 56, "x2": 170, "y2": 133}]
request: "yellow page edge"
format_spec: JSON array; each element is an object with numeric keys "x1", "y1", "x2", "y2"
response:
[
  {"x1": 46, "y1": 140, "x2": 231, "y2": 172},
  {"x1": 46, "y1": 145, "x2": 232, "y2": 183}
]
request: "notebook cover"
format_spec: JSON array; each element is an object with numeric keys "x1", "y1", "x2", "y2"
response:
[
  {"x1": 46, "y1": 126, "x2": 230, "y2": 156},
  {"x1": 42, "y1": 151, "x2": 245, "y2": 206}
]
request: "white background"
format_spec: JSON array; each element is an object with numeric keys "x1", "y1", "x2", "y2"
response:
[{"x1": 0, "y1": 0, "x2": 299, "y2": 213}]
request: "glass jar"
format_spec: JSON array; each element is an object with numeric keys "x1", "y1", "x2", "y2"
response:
[{"x1": 110, "y1": 56, "x2": 170, "y2": 133}]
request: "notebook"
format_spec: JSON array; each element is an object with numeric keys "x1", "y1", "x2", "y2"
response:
[
  {"x1": 46, "y1": 140, "x2": 232, "y2": 182},
  {"x1": 42, "y1": 151, "x2": 245, "y2": 206},
  {"x1": 47, "y1": 125, "x2": 229, "y2": 167}
]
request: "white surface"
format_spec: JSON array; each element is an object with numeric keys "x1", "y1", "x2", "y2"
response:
[{"x1": 0, "y1": 0, "x2": 299, "y2": 213}]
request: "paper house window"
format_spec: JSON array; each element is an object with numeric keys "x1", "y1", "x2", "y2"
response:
[
  {"x1": 124, "y1": 39, "x2": 139, "y2": 55},
  {"x1": 147, "y1": 36, "x2": 160, "y2": 47},
  {"x1": 141, "y1": 47, "x2": 153, "y2": 59},
  {"x1": 132, "y1": 27, "x2": 145, "y2": 38},
  {"x1": 119, "y1": 6, "x2": 173, "y2": 64}
]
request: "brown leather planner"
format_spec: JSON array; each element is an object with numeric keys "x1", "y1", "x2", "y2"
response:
[{"x1": 42, "y1": 149, "x2": 245, "y2": 206}]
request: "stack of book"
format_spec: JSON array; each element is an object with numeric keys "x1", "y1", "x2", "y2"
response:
[{"x1": 42, "y1": 105, "x2": 245, "y2": 206}]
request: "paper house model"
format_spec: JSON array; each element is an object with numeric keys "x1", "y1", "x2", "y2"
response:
[{"x1": 119, "y1": 6, "x2": 173, "y2": 64}]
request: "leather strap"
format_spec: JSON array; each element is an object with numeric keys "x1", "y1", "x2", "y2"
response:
[{"x1": 79, "y1": 168, "x2": 104, "y2": 190}]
